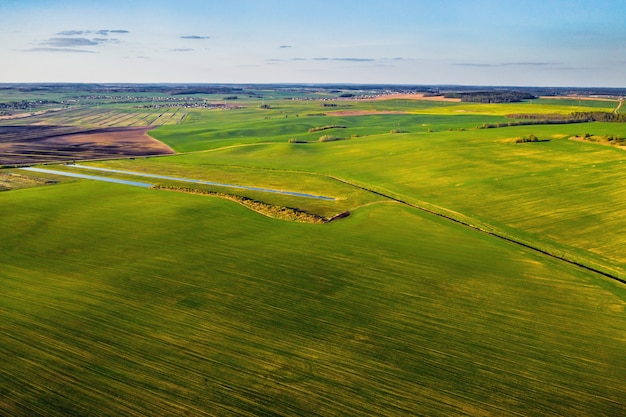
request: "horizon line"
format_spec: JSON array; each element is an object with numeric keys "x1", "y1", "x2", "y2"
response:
[{"x1": 1, "y1": 82, "x2": 625, "y2": 90}]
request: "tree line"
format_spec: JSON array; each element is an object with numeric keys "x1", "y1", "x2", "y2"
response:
[
  {"x1": 480, "y1": 111, "x2": 626, "y2": 129},
  {"x1": 443, "y1": 91, "x2": 537, "y2": 103}
]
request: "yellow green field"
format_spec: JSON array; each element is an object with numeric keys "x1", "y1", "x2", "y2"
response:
[{"x1": 1, "y1": 88, "x2": 625, "y2": 416}]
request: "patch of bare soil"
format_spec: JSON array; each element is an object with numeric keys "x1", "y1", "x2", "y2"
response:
[{"x1": 0, "y1": 126, "x2": 175, "y2": 166}]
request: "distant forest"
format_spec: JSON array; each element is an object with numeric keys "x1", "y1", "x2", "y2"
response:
[
  {"x1": 1, "y1": 83, "x2": 625, "y2": 100},
  {"x1": 443, "y1": 91, "x2": 537, "y2": 103},
  {"x1": 510, "y1": 112, "x2": 626, "y2": 122}
]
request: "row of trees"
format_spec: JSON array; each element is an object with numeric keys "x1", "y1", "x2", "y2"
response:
[
  {"x1": 509, "y1": 111, "x2": 626, "y2": 122},
  {"x1": 0, "y1": 99, "x2": 58, "y2": 110},
  {"x1": 480, "y1": 119, "x2": 588, "y2": 129},
  {"x1": 481, "y1": 111, "x2": 626, "y2": 129},
  {"x1": 515, "y1": 134, "x2": 547, "y2": 143},
  {"x1": 308, "y1": 125, "x2": 346, "y2": 133},
  {"x1": 570, "y1": 112, "x2": 626, "y2": 122}
]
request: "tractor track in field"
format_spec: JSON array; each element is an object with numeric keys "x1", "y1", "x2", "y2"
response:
[{"x1": 326, "y1": 175, "x2": 626, "y2": 286}]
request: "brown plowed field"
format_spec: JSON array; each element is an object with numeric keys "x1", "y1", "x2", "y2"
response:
[{"x1": 0, "y1": 126, "x2": 175, "y2": 166}]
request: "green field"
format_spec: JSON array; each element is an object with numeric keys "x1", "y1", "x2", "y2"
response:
[{"x1": 1, "y1": 90, "x2": 625, "y2": 416}]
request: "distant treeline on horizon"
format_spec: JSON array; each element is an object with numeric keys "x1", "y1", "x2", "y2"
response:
[{"x1": 1, "y1": 83, "x2": 625, "y2": 98}]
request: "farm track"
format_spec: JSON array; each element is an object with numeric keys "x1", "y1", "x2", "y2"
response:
[
  {"x1": 20, "y1": 167, "x2": 154, "y2": 187},
  {"x1": 63, "y1": 164, "x2": 337, "y2": 200}
]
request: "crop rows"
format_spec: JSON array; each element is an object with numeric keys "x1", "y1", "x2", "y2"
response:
[
  {"x1": 1, "y1": 106, "x2": 187, "y2": 130},
  {"x1": 1, "y1": 183, "x2": 625, "y2": 416}
]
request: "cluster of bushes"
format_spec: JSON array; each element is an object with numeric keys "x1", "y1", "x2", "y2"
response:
[
  {"x1": 515, "y1": 134, "x2": 545, "y2": 143},
  {"x1": 152, "y1": 185, "x2": 327, "y2": 223},
  {"x1": 390, "y1": 129, "x2": 408, "y2": 134},
  {"x1": 308, "y1": 125, "x2": 346, "y2": 133},
  {"x1": 606, "y1": 136, "x2": 626, "y2": 144},
  {"x1": 578, "y1": 133, "x2": 626, "y2": 144},
  {"x1": 289, "y1": 133, "x2": 355, "y2": 143}
]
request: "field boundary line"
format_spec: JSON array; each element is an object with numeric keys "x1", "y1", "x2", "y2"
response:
[
  {"x1": 327, "y1": 175, "x2": 626, "y2": 286},
  {"x1": 169, "y1": 156, "x2": 626, "y2": 284}
]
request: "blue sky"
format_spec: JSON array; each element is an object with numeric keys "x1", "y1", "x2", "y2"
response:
[{"x1": 1, "y1": 0, "x2": 625, "y2": 86}]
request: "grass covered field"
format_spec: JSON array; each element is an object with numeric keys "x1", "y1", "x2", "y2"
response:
[
  {"x1": 147, "y1": 102, "x2": 626, "y2": 278},
  {"x1": 148, "y1": 98, "x2": 619, "y2": 153},
  {"x1": 1, "y1": 92, "x2": 626, "y2": 416},
  {"x1": 1, "y1": 181, "x2": 625, "y2": 416}
]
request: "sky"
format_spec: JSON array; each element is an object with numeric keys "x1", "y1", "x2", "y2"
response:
[{"x1": 1, "y1": 0, "x2": 625, "y2": 87}]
